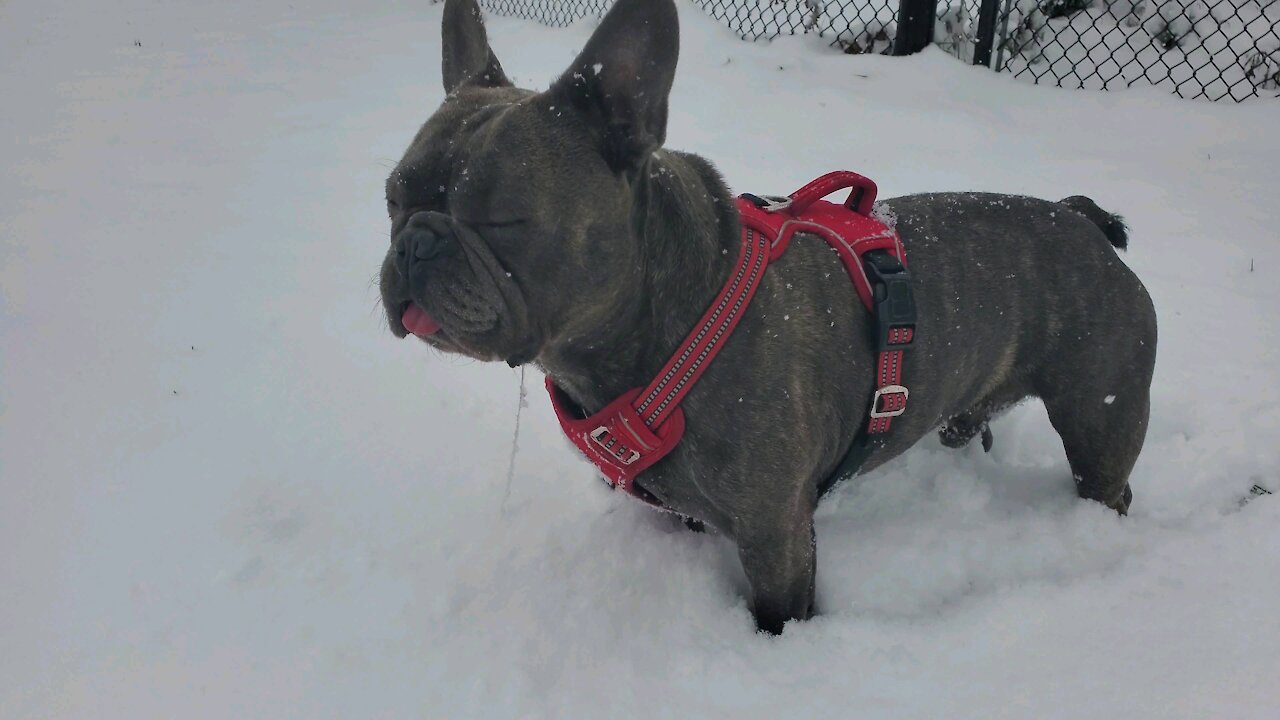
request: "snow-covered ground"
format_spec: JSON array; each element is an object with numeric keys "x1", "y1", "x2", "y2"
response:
[{"x1": 2, "y1": 0, "x2": 1279, "y2": 717}]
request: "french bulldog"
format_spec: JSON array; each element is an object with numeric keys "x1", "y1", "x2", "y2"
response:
[{"x1": 378, "y1": 0, "x2": 1157, "y2": 634}]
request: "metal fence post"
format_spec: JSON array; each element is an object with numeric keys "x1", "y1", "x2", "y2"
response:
[
  {"x1": 972, "y1": 0, "x2": 1001, "y2": 67},
  {"x1": 893, "y1": 0, "x2": 939, "y2": 56},
  {"x1": 992, "y1": 0, "x2": 1016, "y2": 73}
]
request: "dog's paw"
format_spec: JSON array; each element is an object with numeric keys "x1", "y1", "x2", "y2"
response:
[
  {"x1": 1102, "y1": 484, "x2": 1133, "y2": 515},
  {"x1": 938, "y1": 419, "x2": 993, "y2": 451}
]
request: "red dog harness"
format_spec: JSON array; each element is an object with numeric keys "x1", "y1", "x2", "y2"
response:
[{"x1": 547, "y1": 171, "x2": 917, "y2": 501}]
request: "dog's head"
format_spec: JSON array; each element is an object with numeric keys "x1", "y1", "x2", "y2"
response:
[{"x1": 379, "y1": 0, "x2": 679, "y2": 365}]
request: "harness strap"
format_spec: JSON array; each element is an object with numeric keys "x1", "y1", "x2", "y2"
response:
[
  {"x1": 820, "y1": 249, "x2": 917, "y2": 495},
  {"x1": 546, "y1": 219, "x2": 770, "y2": 495},
  {"x1": 634, "y1": 226, "x2": 771, "y2": 429},
  {"x1": 547, "y1": 171, "x2": 915, "y2": 503}
]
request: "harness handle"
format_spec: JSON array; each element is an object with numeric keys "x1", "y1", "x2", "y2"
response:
[{"x1": 788, "y1": 171, "x2": 878, "y2": 216}]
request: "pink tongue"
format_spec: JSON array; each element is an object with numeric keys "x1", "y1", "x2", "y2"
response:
[{"x1": 402, "y1": 303, "x2": 441, "y2": 337}]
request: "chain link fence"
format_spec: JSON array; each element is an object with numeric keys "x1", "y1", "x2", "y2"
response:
[
  {"x1": 479, "y1": 0, "x2": 605, "y2": 26},
  {"x1": 995, "y1": 0, "x2": 1280, "y2": 100},
  {"x1": 692, "y1": 0, "x2": 902, "y2": 52},
  {"x1": 468, "y1": 0, "x2": 1280, "y2": 100},
  {"x1": 475, "y1": 0, "x2": 901, "y2": 49}
]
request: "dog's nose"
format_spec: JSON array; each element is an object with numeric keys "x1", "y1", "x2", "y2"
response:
[{"x1": 395, "y1": 211, "x2": 455, "y2": 279}]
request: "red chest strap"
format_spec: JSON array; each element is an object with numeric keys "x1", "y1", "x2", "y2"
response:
[{"x1": 547, "y1": 171, "x2": 915, "y2": 500}]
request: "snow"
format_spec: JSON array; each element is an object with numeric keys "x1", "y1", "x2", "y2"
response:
[{"x1": 2, "y1": 0, "x2": 1279, "y2": 717}]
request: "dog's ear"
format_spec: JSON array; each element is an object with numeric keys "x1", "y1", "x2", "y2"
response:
[
  {"x1": 547, "y1": 0, "x2": 679, "y2": 175},
  {"x1": 442, "y1": 0, "x2": 511, "y2": 93}
]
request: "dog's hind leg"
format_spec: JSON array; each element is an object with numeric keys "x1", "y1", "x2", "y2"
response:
[
  {"x1": 1038, "y1": 370, "x2": 1152, "y2": 515},
  {"x1": 939, "y1": 385, "x2": 1029, "y2": 453},
  {"x1": 1033, "y1": 203, "x2": 1154, "y2": 514},
  {"x1": 938, "y1": 410, "x2": 993, "y2": 452}
]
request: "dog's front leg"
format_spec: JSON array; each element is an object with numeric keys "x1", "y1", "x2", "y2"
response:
[{"x1": 734, "y1": 506, "x2": 817, "y2": 634}]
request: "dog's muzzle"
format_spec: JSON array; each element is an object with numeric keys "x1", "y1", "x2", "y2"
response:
[{"x1": 396, "y1": 210, "x2": 458, "y2": 285}]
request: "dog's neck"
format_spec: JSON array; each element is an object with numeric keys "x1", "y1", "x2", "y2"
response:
[{"x1": 538, "y1": 150, "x2": 740, "y2": 412}]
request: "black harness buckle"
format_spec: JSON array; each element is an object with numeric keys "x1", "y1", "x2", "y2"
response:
[{"x1": 863, "y1": 250, "x2": 916, "y2": 350}]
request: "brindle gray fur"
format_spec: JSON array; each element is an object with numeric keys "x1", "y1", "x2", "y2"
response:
[{"x1": 378, "y1": 0, "x2": 1158, "y2": 634}]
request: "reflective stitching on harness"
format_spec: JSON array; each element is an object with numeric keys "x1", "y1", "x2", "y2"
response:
[
  {"x1": 636, "y1": 229, "x2": 758, "y2": 414},
  {"x1": 641, "y1": 230, "x2": 769, "y2": 427}
]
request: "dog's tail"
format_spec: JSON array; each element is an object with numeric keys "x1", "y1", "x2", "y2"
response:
[{"x1": 1058, "y1": 195, "x2": 1128, "y2": 250}]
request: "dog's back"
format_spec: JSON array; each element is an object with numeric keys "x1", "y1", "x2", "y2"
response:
[{"x1": 865, "y1": 191, "x2": 1156, "y2": 513}]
